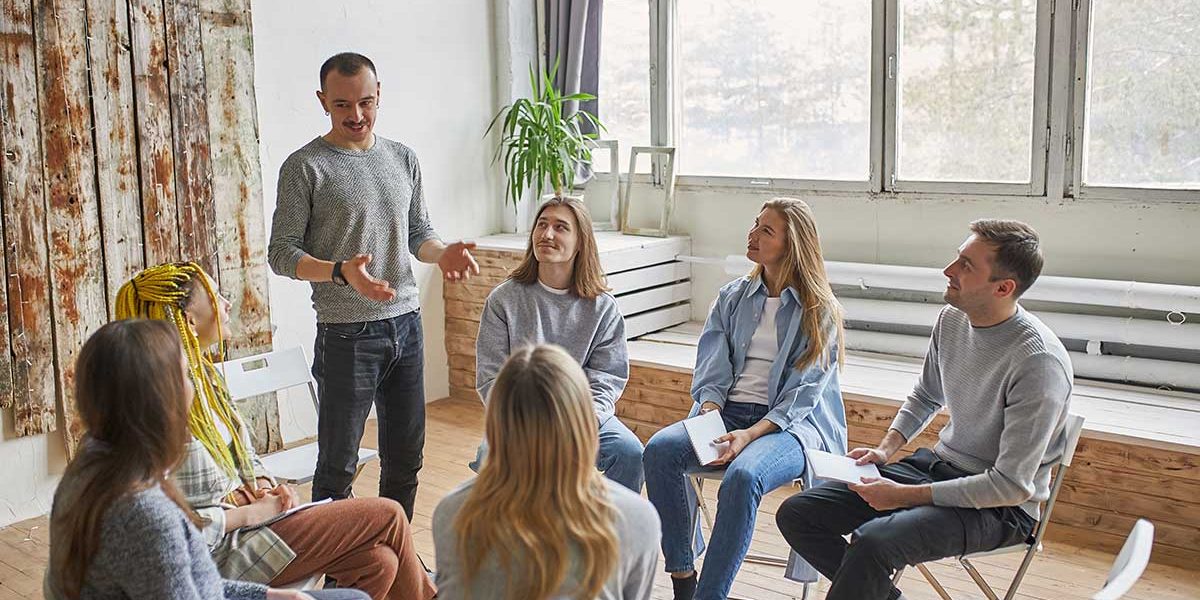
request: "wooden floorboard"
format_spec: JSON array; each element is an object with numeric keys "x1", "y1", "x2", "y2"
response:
[{"x1": 1, "y1": 396, "x2": 1196, "y2": 599}]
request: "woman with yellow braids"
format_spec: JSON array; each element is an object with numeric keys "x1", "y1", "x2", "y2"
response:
[{"x1": 115, "y1": 262, "x2": 436, "y2": 600}]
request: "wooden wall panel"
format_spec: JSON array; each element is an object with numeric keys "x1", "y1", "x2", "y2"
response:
[
  {"x1": 200, "y1": 0, "x2": 277, "y2": 451},
  {"x1": 129, "y1": 0, "x2": 181, "y2": 265},
  {"x1": 165, "y1": 0, "x2": 218, "y2": 274},
  {"x1": 86, "y1": 0, "x2": 145, "y2": 306},
  {"x1": 0, "y1": 0, "x2": 278, "y2": 451},
  {"x1": 35, "y1": 0, "x2": 111, "y2": 450},
  {"x1": 0, "y1": 0, "x2": 52, "y2": 427}
]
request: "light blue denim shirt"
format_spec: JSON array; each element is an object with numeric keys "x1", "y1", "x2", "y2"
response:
[{"x1": 692, "y1": 275, "x2": 848, "y2": 469}]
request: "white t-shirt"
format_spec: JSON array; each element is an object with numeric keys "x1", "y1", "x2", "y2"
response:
[
  {"x1": 204, "y1": 400, "x2": 234, "y2": 445},
  {"x1": 727, "y1": 297, "x2": 782, "y2": 406}
]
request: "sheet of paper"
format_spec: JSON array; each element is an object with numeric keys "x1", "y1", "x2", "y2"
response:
[
  {"x1": 249, "y1": 497, "x2": 333, "y2": 530},
  {"x1": 683, "y1": 409, "x2": 729, "y2": 466},
  {"x1": 805, "y1": 448, "x2": 882, "y2": 485}
]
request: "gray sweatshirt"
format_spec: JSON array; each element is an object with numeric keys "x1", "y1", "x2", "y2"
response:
[
  {"x1": 46, "y1": 483, "x2": 267, "y2": 600},
  {"x1": 268, "y1": 136, "x2": 441, "y2": 324},
  {"x1": 432, "y1": 478, "x2": 660, "y2": 600},
  {"x1": 890, "y1": 305, "x2": 1073, "y2": 519},
  {"x1": 475, "y1": 279, "x2": 628, "y2": 421}
]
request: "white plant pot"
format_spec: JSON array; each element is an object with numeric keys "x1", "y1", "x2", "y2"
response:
[{"x1": 501, "y1": 189, "x2": 538, "y2": 234}]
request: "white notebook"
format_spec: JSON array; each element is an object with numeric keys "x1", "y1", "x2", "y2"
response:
[
  {"x1": 805, "y1": 448, "x2": 882, "y2": 485},
  {"x1": 682, "y1": 409, "x2": 730, "y2": 466}
]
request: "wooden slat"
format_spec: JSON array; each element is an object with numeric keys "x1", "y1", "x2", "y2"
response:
[
  {"x1": 85, "y1": 0, "x2": 144, "y2": 308},
  {"x1": 200, "y1": 0, "x2": 278, "y2": 452},
  {"x1": 448, "y1": 368, "x2": 474, "y2": 391},
  {"x1": 443, "y1": 282, "x2": 497, "y2": 302},
  {"x1": 615, "y1": 281, "x2": 691, "y2": 316},
  {"x1": 599, "y1": 236, "x2": 690, "y2": 274},
  {"x1": 165, "y1": 0, "x2": 218, "y2": 273},
  {"x1": 620, "y1": 383, "x2": 693, "y2": 412},
  {"x1": 129, "y1": 0, "x2": 181, "y2": 265},
  {"x1": 445, "y1": 335, "x2": 475, "y2": 357},
  {"x1": 625, "y1": 304, "x2": 691, "y2": 339},
  {"x1": 0, "y1": 0, "x2": 50, "y2": 422},
  {"x1": 445, "y1": 317, "x2": 478, "y2": 339},
  {"x1": 36, "y1": 0, "x2": 109, "y2": 448},
  {"x1": 447, "y1": 352, "x2": 474, "y2": 372},
  {"x1": 607, "y1": 260, "x2": 690, "y2": 295}
]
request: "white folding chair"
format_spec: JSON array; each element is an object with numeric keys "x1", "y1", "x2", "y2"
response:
[
  {"x1": 217, "y1": 346, "x2": 379, "y2": 487},
  {"x1": 1092, "y1": 519, "x2": 1154, "y2": 600},
  {"x1": 899, "y1": 413, "x2": 1086, "y2": 600},
  {"x1": 690, "y1": 471, "x2": 816, "y2": 600}
]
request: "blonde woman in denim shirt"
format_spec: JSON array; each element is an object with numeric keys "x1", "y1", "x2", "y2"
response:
[{"x1": 643, "y1": 198, "x2": 848, "y2": 600}]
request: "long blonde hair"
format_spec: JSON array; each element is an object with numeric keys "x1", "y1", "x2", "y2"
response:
[
  {"x1": 752, "y1": 198, "x2": 845, "y2": 370},
  {"x1": 509, "y1": 197, "x2": 609, "y2": 299},
  {"x1": 113, "y1": 262, "x2": 255, "y2": 483},
  {"x1": 454, "y1": 345, "x2": 619, "y2": 600}
]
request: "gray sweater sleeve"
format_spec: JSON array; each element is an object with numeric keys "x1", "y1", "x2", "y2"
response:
[
  {"x1": 890, "y1": 314, "x2": 946, "y2": 441},
  {"x1": 584, "y1": 302, "x2": 629, "y2": 421},
  {"x1": 930, "y1": 353, "x2": 1072, "y2": 509},
  {"x1": 267, "y1": 156, "x2": 313, "y2": 279},
  {"x1": 475, "y1": 294, "x2": 509, "y2": 404},
  {"x1": 404, "y1": 154, "x2": 440, "y2": 255},
  {"x1": 100, "y1": 493, "x2": 268, "y2": 600}
]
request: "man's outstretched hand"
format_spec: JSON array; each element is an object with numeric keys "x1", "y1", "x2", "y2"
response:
[
  {"x1": 345, "y1": 253, "x2": 397, "y2": 302},
  {"x1": 438, "y1": 241, "x2": 481, "y2": 282}
]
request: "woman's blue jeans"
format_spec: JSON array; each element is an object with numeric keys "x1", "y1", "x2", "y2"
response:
[{"x1": 643, "y1": 401, "x2": 807, "y2": 600}]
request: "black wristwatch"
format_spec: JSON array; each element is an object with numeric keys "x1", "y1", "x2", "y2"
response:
[{"x1": 331, "y1": 260, "x2": 349, "y2": 286}]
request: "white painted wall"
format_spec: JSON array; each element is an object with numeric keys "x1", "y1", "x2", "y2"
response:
[
  {"x1": 0, "y1": 415, "x2": 67, "y2": 527},
  {"x1": 251, "y1": 0, "x2": 504, "y2": 443},
  {"x1": 677, "y1": 188, "x2": 1200, "y2": 319}
]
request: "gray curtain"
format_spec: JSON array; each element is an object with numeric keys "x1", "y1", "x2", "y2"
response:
[{"x1": 545, "y1": 0, "x2": 603, "y2": 135}]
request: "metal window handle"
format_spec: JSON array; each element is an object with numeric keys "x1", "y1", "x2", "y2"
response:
[{"x1": 888, "y1": 54, "x2": 896, "y2": 80}]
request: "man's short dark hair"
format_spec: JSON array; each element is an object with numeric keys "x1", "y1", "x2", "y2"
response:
[
  {"x1": 319, "y1": 52, "x2": 377, "y2": 89},
  {"x1": 969, "y1": 218, "x2": 1044, "y2": 298}
]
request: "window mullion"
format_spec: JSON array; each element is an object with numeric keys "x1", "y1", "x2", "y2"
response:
[
  {"x1": 869, "y1": 0, "x2": 887, "y2": 193},
  {"x1": 882, "y1": 0, "x2": 899, "y2": 192}
]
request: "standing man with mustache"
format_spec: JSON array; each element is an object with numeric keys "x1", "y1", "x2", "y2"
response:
[{"x1": 268, "y1": 52, "x2": 479, "y2": 519}]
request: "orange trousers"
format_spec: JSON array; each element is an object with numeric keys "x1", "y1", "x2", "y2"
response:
[{"x1": 268, "y1": 497, "x2": 436, "y2": 600}]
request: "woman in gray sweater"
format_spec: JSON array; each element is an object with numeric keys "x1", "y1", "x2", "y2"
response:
[
  {"x1": 434, "y1": 344, "x2": 660, "y2": 600},
  {"x1": 45, "y1": 319, "x2": 365, "y2": 600}
]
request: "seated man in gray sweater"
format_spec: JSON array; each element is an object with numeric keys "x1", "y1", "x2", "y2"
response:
[
  {"x1": 775, "y1": 219, "x2": 1073, "y2": 600},
  {"x1": 472, "y1": 197, "x2": 644, "y2": 492}
]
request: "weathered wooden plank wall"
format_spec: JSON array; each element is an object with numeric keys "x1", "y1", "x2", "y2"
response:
[{"x1": 0, "y1": 0, "x2": 277, "y2": 453}]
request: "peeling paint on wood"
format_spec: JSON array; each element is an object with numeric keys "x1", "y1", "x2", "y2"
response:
[
  {"x1": 86, "y1": 0, "x2": 145, "y2": 310},
  {"x1": 200, "y1": 0, "x2": 277, "y2": 452},
  {"x1": 129, "y1": 0, "x2": 181, "y2": 265},
  {"x1": 0, "y1": 0, "x2": 55, "y2": 432},
  {"x1": 34, "y1": 0, "x2": 109, "y2": 452},
  {"x1": 165, "y1": 0, "x2": 218, "y2": 276}
]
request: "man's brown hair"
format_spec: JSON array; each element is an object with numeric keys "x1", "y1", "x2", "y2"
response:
[{"x1": 969, "y1": 218, "x2": 1044, "y2": 298}]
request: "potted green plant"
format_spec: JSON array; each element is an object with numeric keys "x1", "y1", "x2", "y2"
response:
[{"x1": 486, "y1": 61, "x2": 604, "y2": 232}]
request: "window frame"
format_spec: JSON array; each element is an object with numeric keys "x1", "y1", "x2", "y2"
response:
[
  {"x1": 1068, "y1": 0, "x2": 1200, "y2": 203},
  {"x1": 606, "y1": 0, "x2": 1199, "y2": 202}
]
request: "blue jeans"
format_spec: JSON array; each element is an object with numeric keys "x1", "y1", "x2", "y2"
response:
[
  {"x1": 643, "y1": 401, "x2": 807, "y2": 600},
  {"x1": 471, "y1": 413, "x2": 646, "y2": 492},
  {"x1": 312, "y1": 312, "x2": 425, "y2": 518}
]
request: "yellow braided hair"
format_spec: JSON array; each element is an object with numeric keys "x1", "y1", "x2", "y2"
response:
[{"x1": 114, "y1": 262, "x2": 255, "y2": 483}]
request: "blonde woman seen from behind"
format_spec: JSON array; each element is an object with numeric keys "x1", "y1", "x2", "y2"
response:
[{"x1": 434, "y1": 345, "x2": 660, "y2": 600}]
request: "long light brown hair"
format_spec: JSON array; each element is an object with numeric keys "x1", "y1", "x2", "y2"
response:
[
  {"x1": 509, "y1": 197, "x2": 609, "y2": 299},
  {"x1": 49, "y1": 320, "x2": 199, "y2": 598},
  {"x1": 751, "y1": 198, "x2": 846, "y2": 370},
  {"x1": 454, "y1": 345, "x2": 619, "y2": 600}
]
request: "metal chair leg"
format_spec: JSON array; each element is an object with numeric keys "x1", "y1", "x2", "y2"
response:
[
  {"x1": 959, "y1": 557, "x2": 1000, "y2": 600},
  {"x1": 916, "y1": 563, "x2": 955, "y2": 600}
]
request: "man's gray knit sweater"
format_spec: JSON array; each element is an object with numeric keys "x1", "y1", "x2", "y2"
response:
[
  {"x1": 890, "y1": 305, "x2": 1073, "y2": 519},
  {"x1": 46, "y1": 484, "x2": 266, "y2": 599},
  {"x1": 268, "y1": 136, "x2": 440, "y2": 324},
  {"x1": 475, "y1": 279, "x2": 628, "y2": 421}
]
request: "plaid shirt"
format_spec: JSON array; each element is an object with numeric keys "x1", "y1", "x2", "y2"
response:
[{"x1": 173, "y1": 414, "x2": 293, "y2": 584}]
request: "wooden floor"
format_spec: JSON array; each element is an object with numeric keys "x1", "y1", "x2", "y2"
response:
[{"x1": 2, "y1": 397, "x2": 1197, "y2": 599}]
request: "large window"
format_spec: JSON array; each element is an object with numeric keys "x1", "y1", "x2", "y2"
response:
[
  {"x1": 895, "y1": 0, "x2": 1039, "y2": 183},
  {"x1": 676, "y1": 0, "x2": 873, "y2": 181},
  {"x1": 597, "y1": 0, "x2": 652, "y2": 173},
  {"x1": 596, "y1": 0, "x2": 1198, "y2": 200},
  {"x1": 1078, "y1": 0, "x2": 1200, "y2": 190}
]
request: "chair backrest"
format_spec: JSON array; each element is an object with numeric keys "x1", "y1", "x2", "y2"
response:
[
  {"x1": 215, "y1": 346, "x2": 316, "y2": 409},
  {"x1": 1093, "y1": 519, "x2": 1154, "y2": 600},
  {"x1": 1031, "y1": 413, "x2": 1085, "y2": 545}
]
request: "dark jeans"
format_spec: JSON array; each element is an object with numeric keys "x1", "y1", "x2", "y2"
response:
[
  {"x1": 312, "y1": 311, "x2": 425, "y2": 519},
  {"x1": 775, "y1": 448, "x2": 1036, "y2": 600}
]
